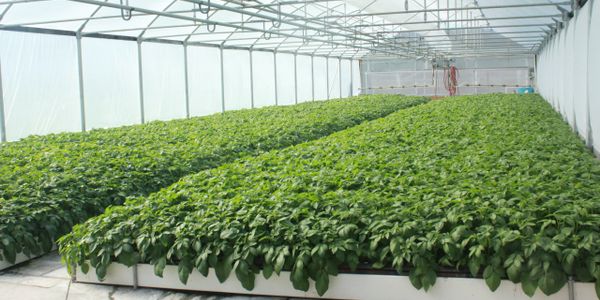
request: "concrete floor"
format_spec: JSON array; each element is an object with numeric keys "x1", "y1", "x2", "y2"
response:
[{"x1": 0, "y1": 252, "x2": 290, "y2": 300}]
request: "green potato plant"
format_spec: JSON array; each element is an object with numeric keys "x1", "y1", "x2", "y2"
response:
[
  {"x1": 0, "y1": 95, "x2": 427, "y2": 264},
  {"x1": 60, "y1": 94, "x2": 600, "y2": 297}
]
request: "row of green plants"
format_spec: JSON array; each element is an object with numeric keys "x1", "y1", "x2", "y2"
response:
[
  {"x1": 59, "y1": 94, "x2": 600, "y2": 297},
  {"x1": 0, "y1": 95, "x2": 428, "y2": 264}
]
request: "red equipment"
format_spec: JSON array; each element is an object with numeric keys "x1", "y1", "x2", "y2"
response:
[{"x1": 444, "y1": 65, "x2": 459, "y2": 96}]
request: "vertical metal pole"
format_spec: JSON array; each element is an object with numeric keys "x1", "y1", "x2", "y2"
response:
[
  {"x1": 76, "y1": 33, "x2": 86, "y2": 132},
  {"x1": 437, "y1": 0, "x2": 440, "y2": 28},
  {"x1": 350, "y1": 59, "x2": 354, "y2": 96},
  {"x1": 249, "y1": 49, "x2": 255, "y2": 108},
  {"x1": 568, "y1": 276, "x2": 574, "y2": 300},
  {"x1": 219, "y1": 45, "x2": 225, "y2": 113},
  {"x1": 273, "y1": 51, "x2": 278, "y2": 105},
  {"x1": 133, "y1": 265, "x2": 139, "y2": 289},
  {"x1": 311, "y1": 55, "x2": 315, "y2": 101},
  {"x1": 338, "y1": 57, "x2": 342, "y2": 98},
  {"x1": 0, "y1": 57, "x2": 6, "y2": 143},
  {"x1": 463, "y1": 0, "x2": 466, "y2": 30},
  {"x1": 447, "y1": 0, "x2": 450, "y2": 29},
  {"x1": 137, "y1": 39, "x2": 145, "y2": 124},
  {"x1": 293, "y1": 53, "x2": 298, "y2": 104},
  {"x1": 326, "y1": 57, "x2": 330, "y2": 100},
  {"x1": 586, "y1": 8, "x2": 594, "y2": 153},
  {"x1": 455, "y1": 0, "x2": 458, "y2": 32},
  {"x1": 364, "y1": 59, "x2": 369, "y2": 95},
  {"x1": 183, "y1": 43, "x2": 190, "y2": 118}
]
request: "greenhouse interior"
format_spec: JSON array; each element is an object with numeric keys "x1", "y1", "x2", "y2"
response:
[{"x1": 0, "y1": 0, "x2": 599, "y2": 299}]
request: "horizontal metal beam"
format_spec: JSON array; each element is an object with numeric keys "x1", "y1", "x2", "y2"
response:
[
  {"x1": 0, "y1": 0, "x2": 410, "y2": 56},
  {"x1": 386, "y1": 30, "x2": 548, "y2": 38},
  {"x1": 182, "y1": 0, "x2": 414, "y2": 55},
  {"x1": 426, "y1": 45, "x2": 538, "y2": 50},
  {"x1": 394, "y1": 35, "x2": 545, "y2": 42},
  {"x1": 220, "y1": 0, "x2": 341, "y2": 10},
  {"x1": 377, "y1": 23, "x2": 554, "y2": 34},
  {"x1": 419, "y1": 38, "x2": 544, "y2": 44},
  {"x1": 70, "y1": 0, "x2": 406, "y2": 57},
  {"x1": 0, "y1": 24, "x2": 362, "y2": 59},
  {"x1": 0, "y1": 0, "x2": 562, "y2": 59},
  {"x1": 296, "y1": 2, "x2": 571, "y2": 21},
  {"x1": 354, "y1": 14, "x2": 561, "y2": 28}
]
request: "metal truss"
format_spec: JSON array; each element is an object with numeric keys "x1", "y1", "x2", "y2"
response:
[{"x1": 0, "y1": 0, "x2": 576, "y2": 59}]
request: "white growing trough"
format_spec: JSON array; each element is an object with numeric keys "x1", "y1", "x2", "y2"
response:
[
  {"x1": 0, "y1": 247, "x2": 57, "y2": 271},
  {"x1": 0, "y1": 252, "x2": 37, "y2": 271},
  {"x1": 75, "y1": 263, "x2": 596, "y2": 300}
]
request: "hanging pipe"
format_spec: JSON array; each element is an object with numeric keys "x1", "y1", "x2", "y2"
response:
[
  {"x1": 272, "y1": 3, "x2": 282, "y2": 28},
  {"x1": 198, "y1": 0, "x2": 210, "y2": 14},
  {"x1": 119, "y1": 0, "x2": 132, "y2": 20},
  {"x1": 263, "y1": 21, "x2": 271, "y2": 40},
  {"x1": 207, "y1": 22, "x2": 216, "y2": 32}
]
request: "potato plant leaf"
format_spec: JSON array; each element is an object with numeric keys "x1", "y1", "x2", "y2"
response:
[{"x1": 58, "y1": 94, "x2": 600, "y2": 298}]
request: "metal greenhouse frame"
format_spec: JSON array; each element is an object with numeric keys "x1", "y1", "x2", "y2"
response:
[
  {"x1": 0, "y1": 1, "x2": 599, "y2": 300},
  {"x1": 0, "y1": 0, "x2": 582, "y2": 143}
]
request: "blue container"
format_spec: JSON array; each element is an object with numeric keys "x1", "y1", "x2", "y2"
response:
[{"x1": 516, "y1": 87, "x2": 535, "y2": 94}]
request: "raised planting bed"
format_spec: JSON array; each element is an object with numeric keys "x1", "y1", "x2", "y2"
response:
[
  {"x1": 60, "y1": 94, "x2": 600, "y2": 298},
  {"x1": 74, "y1": 263, "x2": 596, "y2": 300},
  {"x1": 0, "y1": 95, "x2": 428, "y2": 269}
]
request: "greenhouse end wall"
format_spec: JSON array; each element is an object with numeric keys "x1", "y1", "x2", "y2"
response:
[
  {"x1": 536, "y1": 0, "x2": 600, "y2": 156},
  {"x1": 361, "y1": 55, "x2": 534, "y2": 96},
  {"x1": 0, "y1": 31, "x2": 361, "y2": 142}
]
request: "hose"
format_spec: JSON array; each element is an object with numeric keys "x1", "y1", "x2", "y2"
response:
[{"x1": 444, "y1": 65, "x2": 459, "y2": 96}]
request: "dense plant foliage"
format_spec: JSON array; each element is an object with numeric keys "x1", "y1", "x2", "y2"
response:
[
  {"x1": 0, "y1": 95, "x2": 427, "y2": 263},
  {"x1": 60, "y1": 94, "x2": 600, "y2": 297}
]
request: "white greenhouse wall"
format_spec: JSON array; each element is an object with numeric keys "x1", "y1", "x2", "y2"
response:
[
  {"x1": 362, "y1": 55, "x2": 534, "y2": 97},
  {"x1": 82, "y1": 38, "x2": 141, "y2": 129},
  {"x1": 251, "y1": 51, "x2": 276, "y2": 108},
  {"x1": 340, "y1": 60, "x2": 352, "y2": 98},
  {"x1": 0, "y1": 30, "x2": 360, "y2": 142},
  {"x1": 0, "y1": 31, "x2": 81, "y2": 141},
  {"x1": 188, "y1": 46, "x2": 222, "y2": 116},
  {"x1": 327, "y1": 57, "x2": 341, "y2": 99},
  {"x1": 141, "y1": 42, "x2": 187, "y2": 122},
  {"x1": 223, "y1": 49, "x2": 252, "y2": 111},
  {"x1": 537, "y1": 1, "x2": 599, "y2": 155},
  {"x1": 352, "y1": 60, "x2": 361, "y2": 96},
  {"x1": 313, "y1": 57, "x2": 328, "y2": 101},
  {"x1": 276, "y1": 53, "x2": 296, "y2": 106},
  {"x1": 297, "y1": 55, "x2": 313, "y2": 103}
]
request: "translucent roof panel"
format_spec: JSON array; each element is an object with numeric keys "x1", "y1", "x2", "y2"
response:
[
  {"x1": 0, "y1": 0, "x2": 574, "y2": 58},
  {"x1": 1, "y1": 0, "x2": 96, "y2": 30}
]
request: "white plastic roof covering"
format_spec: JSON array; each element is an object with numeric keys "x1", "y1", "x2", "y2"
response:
[{"x1": 0, "y1": 0, "x2": 573, "y2": 58}]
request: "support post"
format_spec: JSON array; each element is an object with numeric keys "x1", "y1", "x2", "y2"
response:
[
  {"x1": 76, "y1": 32, "x2": 86, "y2": 132},
  {"x1": 133, "y1": 265, "x2": 139, "y2": 289},
  {"x1": 0, "y1": 57, "x2": 6, "y2": 142},
  {"x1": 183, "y1": 43, "x2": 190, "y2": 118},
  {"x1": 137, "y1": 39, "x2": 145, "y2": 124},
  {"x1": 219, "y1": 45, "x2": 225, "y2": 113},
  {"x1": 364, "y1": 59, "x2": 369, "y2": 95},
  {"x1": 326, "y1": 57, "x2": 330, "y2": 100},
  {"x1": 294, "y1": 53, "x2": 298, "y2": 104},
  {"x1": 350, "y1": 59, "x2": 354, "y2": 96},
  {"x1": 311, "y1": 55, "x2": 315, "y2": 101},
  {"x1": 273, "y1": 51, "x2": 278, "y2": 106},
  {"x1": 249, "y1": 49, "x2": 255, "y2": 108},
  {"x1": 568, "y1": 276, "x2": 574, "y2": 300},
  {"x1": 338, "y1": 57, "x2": 342, "y2": 98}
]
